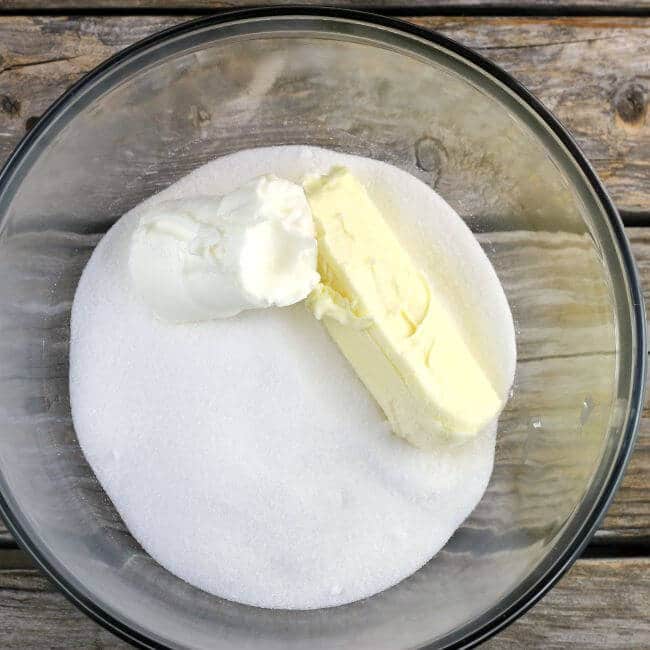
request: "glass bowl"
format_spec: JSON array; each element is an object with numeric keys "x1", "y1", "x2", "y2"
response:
[{"x1": 0, "y1": 8, "x2": 644, "y2": 649}]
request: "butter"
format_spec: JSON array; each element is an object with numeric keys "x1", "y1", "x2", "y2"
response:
[{"x1": 304, "y1": 167, "x2": 503, "y2": 448}]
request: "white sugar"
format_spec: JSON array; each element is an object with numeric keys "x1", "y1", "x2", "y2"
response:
[{"x1": 70, "y1": 146, "x2": 516, "y2": 610}]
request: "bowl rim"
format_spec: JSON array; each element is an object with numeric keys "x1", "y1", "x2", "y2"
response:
[{"x1": 0, "y1": 7, "x2": 645, "y2": 650}]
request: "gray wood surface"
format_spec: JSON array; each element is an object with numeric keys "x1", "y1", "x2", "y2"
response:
[
  {"x1": 484, "y1": 557, "x2": 650, "y2": 649},
  {"x1": 0, "y1": 551, "x2": 648, "y2": 649},
  {"x1": 0, "y1": 16, "x2": 648, "y2": 211},
  {"x1": 603, "y1": 232, "x2": 650, "y2": 543},
  {"x1": 0, "y1": 551, "x2": 130, "y2": 649},
  {"x1": 0, "y1": 9, "x2": 648, "y2": 649},
  {"x1": 0, "y1": 0, "x2": 649, "y2": 9}
]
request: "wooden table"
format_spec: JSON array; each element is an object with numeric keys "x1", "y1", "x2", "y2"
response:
[{"x1": 0, "y1": 2, "x2": 649, "y2": 648}]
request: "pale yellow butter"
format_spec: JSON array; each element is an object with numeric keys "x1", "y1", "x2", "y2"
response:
[{"x1": 304, "y1": 167, "x2": 503, "y2": 448}]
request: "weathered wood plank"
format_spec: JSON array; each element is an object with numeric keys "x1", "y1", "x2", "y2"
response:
[
  {"x1": 598, "y1": 230, "x2": 650, "y2": 543},
  {"x1": 0, "y1": 0, "x2": 648, "y2": 10},
  {"x1": 0, "y1": 16, "x2": 648, "y2": 211},
  {"x1": 0, "y1": 552, "x2": 130, "y2": 649},
  {"x1": 485, "y1": 557, "x2": 650, "y2": 649},
  {"x1": 0, "y1": 551, "x2": 647, "y2": 649},
  {"x1": 416, "y1": 16, "x2": 650, "y2": 214}
]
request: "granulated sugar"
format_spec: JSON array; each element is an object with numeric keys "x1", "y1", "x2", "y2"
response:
[{"x1": 69, "y1": 146, "x2": 516, "y2": 610}]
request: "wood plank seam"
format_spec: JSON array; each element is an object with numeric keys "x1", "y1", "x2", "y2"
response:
[
  {"x1": 1, "y1": 4, "x2": 650, "y2": 18},
  {"x1": 0, "y1": 557, "x2": 648, "y2": 649}
]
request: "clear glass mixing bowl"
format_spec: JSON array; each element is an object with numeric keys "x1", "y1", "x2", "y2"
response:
[{"x1": 0, "y1": 9, "x2": 644, "y2": 649}]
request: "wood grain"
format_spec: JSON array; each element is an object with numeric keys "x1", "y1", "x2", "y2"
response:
[
  {"x1": 0, "y1": 16, "x2": 647, "y2": 211},
  {"x1": 485, "y1": 557, "x2": 650, "y2": 649},
  {"x1": 0, "y1": 551, "x2": 130, "y2": 649},
  {"x1": 600, "y1": 231, "x2": 650, "y2": 543},
  {"x1": 0, "y1": 551, "x2": 647, "y2": 649},
  {"x1": 0, "y1": 0, "x2": 648, "y2": 10},
  {"x1": 416, "y1": 16, "x2": 650, "y2": 214}
]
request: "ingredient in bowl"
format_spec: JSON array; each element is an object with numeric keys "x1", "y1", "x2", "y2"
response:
[
  {"x1": 305, "y1": 167, "x2": 503, "y2": 447},
  {"x1": 70, "y1": 145, "x2": 516, "y2": 610},
  {"x1": 129, "y1": 175, "x2": 319, "y2": 322}
]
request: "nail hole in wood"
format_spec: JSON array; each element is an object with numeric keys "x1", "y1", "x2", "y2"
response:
[
  {"x1": 1, "y1": 95, "x2": 20, "y2": 117},
  {"x1": 614, "y1": 83, "x2": 646, "y2": 125}
]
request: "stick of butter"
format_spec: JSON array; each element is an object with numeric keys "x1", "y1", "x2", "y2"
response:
[{"x1": 304, "y1": 167, "x2": 503, "y2": 449}]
